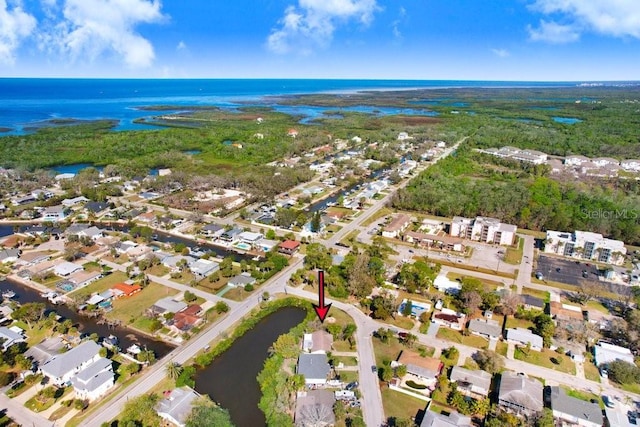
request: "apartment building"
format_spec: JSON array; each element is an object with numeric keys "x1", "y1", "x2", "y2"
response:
[
  {"x1": 450, "y1": 216, "x2": 516, "y2": 245},
  {"x1": 544, "y1": 230, "x2": 627, "y2": 265}
]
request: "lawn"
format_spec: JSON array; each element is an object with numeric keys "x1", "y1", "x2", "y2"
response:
[
  {"x1": 197, "y1": 276, "x2": 229, "y2": 292},
  {"x1": 325, "y1": 224, "x2": 343, "y2": 234},
  {"x1": 170, "y1": 271, "x2": 196, "y2": 285},
  {"x1": 48, "y1": 402, "x2": 76, "y2": 421},
  {"x1": 147, "y1": 264, "x2": 170, "y2": 277},
  {"x1": 69, "y1": 271, "x2": 128, "y2": 300},
  {"x1": 436, "y1": 328, "x2": 489, "y2": 349},
  {"x1": 503, "y1": 237, "x2": 524, "y2": 265},
  {"x1": 362, "y1": 207, "x2": 391, "y2": 226},
  {"x1": 514, "y1": 348, "x2": 576, "y2": 375},
  {"x1": 82, "y1": 261, "x2": 102, "y2": 272},
  {"x1": 583, "y1": 362, "x2": 601, "y2": 383},
  {"x1": 333, "y1": 340, "x2": 354, "y2": 352},
  {"x1": 336, "y1": 371, "x2": 359, "y2": 383},
  {"x1": 372, "y1": 336, "x2": 404, "y2": 366},
  {"x1": 495, "y1": 341, "x2": 508, "y2": 357},
  {"x1": 564, "y1": 387, "x2": 602, "y2": 407},
  {"x1": 388, "y1": 316, "x2": 415, "y2": 330},
  {"x1": 107, "y1": 282, "x2": 177, "y2": 325},
  {"x1": 224, "y1": 287, "x2": 251, "y2": 301},
  {"x1": 340, "y1": 230, "x2": 361, "y2": 246},
  {"x1": 505, "y1": 317, "x2": 535, "y2": 330},
  {"x1": 586, "y1": 300, "x2": 610, "y2": 315},
  {"x1": 445, "y1": 273, "x2": 504, "y2": 290},
  {"x1": 522, "y1": 287, "x2": 550, "y2": 303},
  {"x1": 381, "y1": 388, "x2": 427, "y2": 422},
  {"x1": 333, "y1": 356, "x2": 358, "y2": 366}
]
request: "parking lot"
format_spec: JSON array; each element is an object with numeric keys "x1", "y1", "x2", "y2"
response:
[{"x1": 535, "y1": 255, "x2": 600, "y2": 286}]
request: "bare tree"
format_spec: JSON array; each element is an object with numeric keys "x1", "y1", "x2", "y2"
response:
[
  {"x1": 461, "y1": 291, "x2": 482, "y2": 314},
  {"x1": 297, "y1": 404, "x2": 334, "y2": 427},
  {"x1": 499, "y1": 292, "x2": 523, "y2": 316}
]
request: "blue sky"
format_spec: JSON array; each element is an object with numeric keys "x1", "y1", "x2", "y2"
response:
[{"x1": 1, "y1": 0, "x2": 639, "y2": 80}]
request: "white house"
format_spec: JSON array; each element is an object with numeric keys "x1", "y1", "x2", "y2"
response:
[
  {"x1": 238, "y1": 231, "x2": 263, "y2": 247},
  {"x1": 42, "y1": 205, "x2": 69, "y2": 221},
  {"x1": 0, "y1": 326, "x2": 26, "y2": 350},
  {"x1": 156, "y1": 386, "x2": 201, "y2": 427},
  {"x1": 40, "y1": 340, "x2": 102, "y2": 386},
  {"x1": 382, "y1": 214, "x2": 411, "y2": 238},
  {"x1": 450, "y1": 366, "x2": 492, "y2": 398},
  {"x1": 506, "y1": 328, "x2": 543, "y2": 351},
  {"x1": 544, "y1": 230, "x2": 627, "y2": 265},
  {"x1": 594, "y1": 341, "x2": 635, "y2": 366},
  {"x1": 621, "y1": 159, "x2": 640, "y2": 172},
  {"x1": 54, "y1": 261, "x2": 84, "y2": 277},
  {"x1": 564, "y1": 155, "x2": 590, "y2": 166},
  {"x1": 592, "y1": 157, "x2": 619, "y2": 167},
  {"x1": 70, "y1": 357, "x2": 115, "y2": 401}
]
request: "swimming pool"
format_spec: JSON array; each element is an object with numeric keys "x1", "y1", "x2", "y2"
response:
[{"x1": 234, "y1": 242, "x2": 251, "y2": 251}]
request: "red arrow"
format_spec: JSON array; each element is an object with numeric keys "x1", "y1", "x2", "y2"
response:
[{"x1": 313, "y1": 270, "x2": 332, "y2": 323}]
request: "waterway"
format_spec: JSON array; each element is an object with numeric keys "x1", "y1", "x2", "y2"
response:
[
  {"x1": 0, "y1": 278, "x2": 174, "y2": 358},
  {"x1": 194, "y1": 306, "x2": 307, "y2": 427}
]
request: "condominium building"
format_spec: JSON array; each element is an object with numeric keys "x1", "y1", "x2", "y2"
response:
[
  {"x1": 450, "y1": 216, "x2": 516, "y2": 245},
  {"x1": 544, "y1": 230, "x2": 627, "y2": 265}
]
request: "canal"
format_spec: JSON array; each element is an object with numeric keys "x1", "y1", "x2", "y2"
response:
[
  {"x1": 194, "y1": 306, "x2": 307, "y2": 427},
  {"x1": 0, "y1": 278, "x2": 174, "y2": 358}
]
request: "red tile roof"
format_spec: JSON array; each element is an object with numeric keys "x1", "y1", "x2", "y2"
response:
[
  {"x1": 112, "y1": 283, "x2": 142, "y2": 296},
  {"x1": 279, "y1": 240, "x2": 301, "y2": 250},
  {"x1": 180, "y1": 304, "x2": 202, "y2": 316}
]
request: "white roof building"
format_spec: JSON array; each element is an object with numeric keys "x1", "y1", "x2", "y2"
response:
[
  {"x1": 40, "y1": 340, "x2": 102, "y2": 386},
  {"x1": 54, "y1": 261, "x2": 84, "y2": 277},
  {"x1": 544, "y1": 230, "x2": 627, "y2": 265},
  {"x1": 594, "y1": 341, "x2": 635, "y2": 367}
]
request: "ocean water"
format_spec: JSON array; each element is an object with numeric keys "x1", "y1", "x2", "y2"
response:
[{"x1": 0, "y1": 78, "x2": 579, "y2": 134}]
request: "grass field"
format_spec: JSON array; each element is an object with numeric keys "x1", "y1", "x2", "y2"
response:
[
  {"x1": 436, "y1": 328, "x2": 489, "y2": 349},
  {"x1": 70, "y1": 271, "x2": 128, "y2": 300},
  {"x1": 522, "y1": 287, "x2": 550, "y2": 302},
  {"x1": 503, "y1": 237, "x2": 524, "y2": 265},
  {"x1": 505, "y1": 316, "x2": 535, "y2": 330},
  {"x1": 514, "y1": 347, "x2": 576, "y2": 375},
  {"x1": 381, "y1": 388, "x2": 427, "y2": 422},
  {"x1": 495, "y1": 341, "x2": 508, "y2": 357},
  {"x1": 362, "y1": 207, "x2": 392, "y2": 226},
  {"x1": 107, "y1": 282, "x2": 177, "y2": 325},
  {"x1": 583, "y1": 362, "x2": 601, "y2": 383}
]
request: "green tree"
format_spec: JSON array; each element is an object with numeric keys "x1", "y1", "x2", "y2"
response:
[
  {"x1": 214, "y1": 301, "x2": 230, "y2": 314},
  {"x1": 534, "y1": 313, "x2": 555, "y2": 348},
  {"x1": 327, "y1": 324, "x2": 342, "y2": 340},
  {"x1": 401, "y1": 300, "x2": 413, "y2": 317},
  {"x1": 11, "y1": 302, "x2": 46, "y2": 328},
  {"x1": 186, "y1": 396, "x2": 234, "y2": 427},
  {"x1": 272, "y1": 334, "x2": 300, "y2": 359},
  {"x1": 166, "y1": 362, "x2": 183, "y2": 381},
  {"x1": 310, "y1": 211, "x2": 322, "y2": 233},
  {"x1": 474, "y1": 350, "x2": 504, "y2": 374},
  {"x1": 304, "y1": 243, "x2": 332, "y2": 270},
  {"x1": 119, "y1": 393, "x2": 162, "y2": 427}
]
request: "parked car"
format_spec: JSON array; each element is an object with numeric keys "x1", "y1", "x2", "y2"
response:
[
  {"x1": 602, "y1": 395, "x2": 615, "y2": 408},
  {"x1": 371, "y1": 365, "x2": 377, "y2": 373},
  {"x1": 345, "y1": 381, "x2": 359, "y2": 391}
]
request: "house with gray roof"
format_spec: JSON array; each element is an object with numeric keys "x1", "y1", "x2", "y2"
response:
[
  {"x1": 228, "y1": 274, "x2": 257, "y2": 288},
  {"x1": 498, "y1": 372, "x2": 543, "y2": 415},
  {"x1": 150, "y1": 297, "x2": 188, "y2": 316},
  {"x1": 163, "y1": 255, "x2": 196, "y2": 271},
  {"x1": 156, "y1": 386, "x2": 200, "y2": 427},
  {"x1": 71, "y1": 357, "x2": 115, "y2": 401},
  {"x1": 0, "y1": 248, "x2": 20, "y2": 263},
  {"x1": 522, "y1": 295, "x2": 545, "y2": 311},
  {"x1": 65, "y1": 223, "x2": 90, "y2": 236},
  {"x1": 25, "y1": 337, "x2": 65, "y2": 366},
  {"x1": 468, "y1": 318, "x2": 502, "y2": 340},
  {"x1": 78, "y1": 226, "x2": 103, "y2": 240},
  {"x1": 298, "y1": 353, "x2": 331, "y2": 386},
  {"x1": 506, "y1": 328, "x2": 543, "y2": 351},
  {"x1": 450, "y1": 366, "x2": 492, "y2": 398},
  {"x1": 220, "y1": 227, "x2": 243, "y2": 242},
  {"x1": 0, "y1": 326, "x2": 25, "y2": 350},
  {"x1": 549, "y1": 386, "x2": 603, "y2": 427},
  {"x1": 420, "y1": 408, "x2": 472, "y2": 427},
  {"x1": 40, "y1": 340, "x2": 102, "y2": 386},
  {"x1": 201, "y1": 223, "x2": 225, "y2": 237}
]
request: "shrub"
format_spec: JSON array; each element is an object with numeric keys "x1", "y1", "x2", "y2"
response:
[
  {"x1": 0, "y1": 371, "x2": 15, "y2": 387},
  {"x1": 406, "y1": 380, "x2": 427, "y2": 389},
  {"x1": 244, "y1": 284, "x2": 254, "y2": 292}
]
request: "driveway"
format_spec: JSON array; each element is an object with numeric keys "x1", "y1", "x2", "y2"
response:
[{"x1": 426, "y1": 322, "x2": 440, "y2": 337}]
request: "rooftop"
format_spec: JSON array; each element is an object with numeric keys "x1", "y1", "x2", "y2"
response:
[
  {"x1": 549, "y1": 386, "x2": 603, "y2": 425},
  {"x1": 41, "y1": 340, "x2": 101, "y2": 378},
  {"x1": 297, "y1": 353, "x2": 331, "y2": 380}
]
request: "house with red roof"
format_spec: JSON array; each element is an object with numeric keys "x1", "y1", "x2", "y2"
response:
[
  {"x1": 111, "y1": 283, "x2": 142, "y2": 298},
  {"x1": 279, "y1": 240, "x2": 301, "y2": 255},
  {"x1": 173, "y1": 305, "x2": 203, "y2": 331},
  {"x1": 287, "y1": 129, "x2": 299, "y2": 138}
]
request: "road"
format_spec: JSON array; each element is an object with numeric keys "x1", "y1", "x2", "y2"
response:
[
  {"x1": 0, "y1": 391, "x2": 53, "y2": 427},
  {"x1": 515, "y1": 234, "x2": 535, "y2": 293}
]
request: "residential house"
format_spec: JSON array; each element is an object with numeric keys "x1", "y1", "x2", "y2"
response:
[
  {"x1": 126, "y1": 244, "x2": 153, "y2": 261},
  {"x1": 506, "y1": 328, "x2": 543, "y2": 351},
  {"x1": 173, "y1": 305, "x2": 202, "y2": 331},
  {"x1": 397, "y1": 132, "x2": 410, "y2": 140},
  {"x1": 84, "y1": 201, "x2": 111, "y2": 216},
  {"x1": 403, "y1": 231, "x2": 465, "y2": 252},
  {"x1": 16, "y1": 251, "x2": 51, "y2": 266},
  {"x1": 544, "y1": 230, "x2": 627, "y2": 265},
  {"x1": 498, "y1": 372, "x2": 543, "y2": 415},
  {"x1": 136, "y1": 211, "x2": 156, "y2": 223},
  {"x1": 549, "y1": 386, "x2": 603, "y2": 427},
  {"x1": 593, "y1": 341, "x2": 635, "y2": 367},
  {"x1": 256, "y1": 238, "x2": 278, "y2": 252},
  {"x1": 201, "y1": 223, "x2": 225, "y2": 238},
  {"x1": 0, "y1": 248, "x2": 20, "y2": 263},
  {"x1": 450, "y1": 366, "x2": 492, "y2": 398},
  {"x1": 24, "y1": 337, "x2": 65, "y2": 366},
  {"x1": 220, "y1": 227, "x2": 243, "y2": 243},
  {"x1": 227, "y1": 274, "x2": 257, "y2": 288},
  {"x1": 301, "y1": 330, "x2": 333, "y2": 354},
  {"x1": 67, "y1": 270, "x2": 102, "y2": 289},
  {"x1": 0, "y1": 326, "x2": 26, "y2": 350},
  {"x1": 0, "y1": 306, "x2": 13, "y2": 324},
  {"x1": 65, "y1": 223, "x2": 90, "y2": 237},
  {"x1": 522, "y1": 295, "x2": 545, "y2": 311},
  {"x1": 382, "y1": 214, "x2": 411, "y2": 238},
  {"x1": 593, "y1": 157, "x2": 620, "y2": 167},
  {"x1": 149, "y1": 297, "x2": 188, "y2": 316},
  {"x1": 42, "y1": 205, "x2": 69, "y2": 221},
  {"x1": 54, "y1": 261, "x2": 83, "y2": 277},
  {"x1": 189, "y1": 259, "x2": 219, "y2": 278},
  {"x1": 78, "y1": 226, "x2": 103, "y2": 241},
  {"x1": 40, "y1": 340, "x2": 102, "y2": 386},
  {"x1": 163, "y1": 255, "x2": 196, "y2": 272},
  {"x1": 486, "y1": 147, "x2": 548, "y2": 164},
  {"x1": 397, "y1": 351, "x2": 443, "y2": 388},
  {"x1": 70, "y1": 357, "x2": 115, "y2": 401},
  {"x1": 468, "y1": 318, "x2": 502, "y2": 341},
  {"x1": 550, "y1": 302, "x2": 584, "y2": 325},
  {"x1": 432, "y1": 309, "x2": 465, "y2": 330},
  {"x1": 237, "y1": 231, "x2": 263, "y2": 247},
  {"x1": 433, "y1": 273, "x2": 462, "y2": 293},
  {"x1": 295, "y1": 390, "x2": 336, "y2": 427},
  {"x1": 450, "y1": 216, "x2": 517, "y2": 245},
  {"x1": 111, "y1": 283, "x2": 142, "y2": 298},
  {"x1": 156, "y1": 386, "x2": 201, "y2": 427},
  {"x1": 62, "y1": 196, "x2": 89, "y2": 207},
  {"x1": 297, "y1": 353, "x2": 331, "y2": 386},
  {"x1": 420, "y1": 408, "x2": 472, "y2": 427}
]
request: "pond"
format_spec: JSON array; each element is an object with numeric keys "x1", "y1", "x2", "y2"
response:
[
  {"x1": 50, "y1": 163, "x2": 104, "y2": 175},
  {"x1": 194, "y1": 306, "x2": 307, "y2": 427},
  {"x1": 552, "y1": 117, "x2": 583, "y2": 124},
  {"x1": 0, "y1": 279, "x2": 174, "y2": 358}
]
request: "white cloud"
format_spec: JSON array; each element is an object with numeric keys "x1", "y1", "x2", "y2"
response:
[
  {"x1": 176, "y1": 41, "x2": 186, "y2": 51},
  {"x1": 491, "y1": 48, "x2": 510, "y2": 58},
  {"x1": 527, "y1": 19, "x2": 580, "y2": 43},
  {"x1": 268, "y1": 0, "x2": 380, "y2": 54},
  {"x1": 392, "y1": 6, "x2": 406, "y2": 41},
  {"x1": 529, "y1": 0, "x2": 640, "y2": 39},
  {"x1": 41, "y1": 0, "x2": 165, "y2": 68},
  {"x1": 0, "y1": 0, "x2": 37, "y2": 64}
]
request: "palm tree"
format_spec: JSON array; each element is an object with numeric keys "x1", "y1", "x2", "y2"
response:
[{"x1": 165, "y1": 362, "x2": 183, "y2": 381}]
